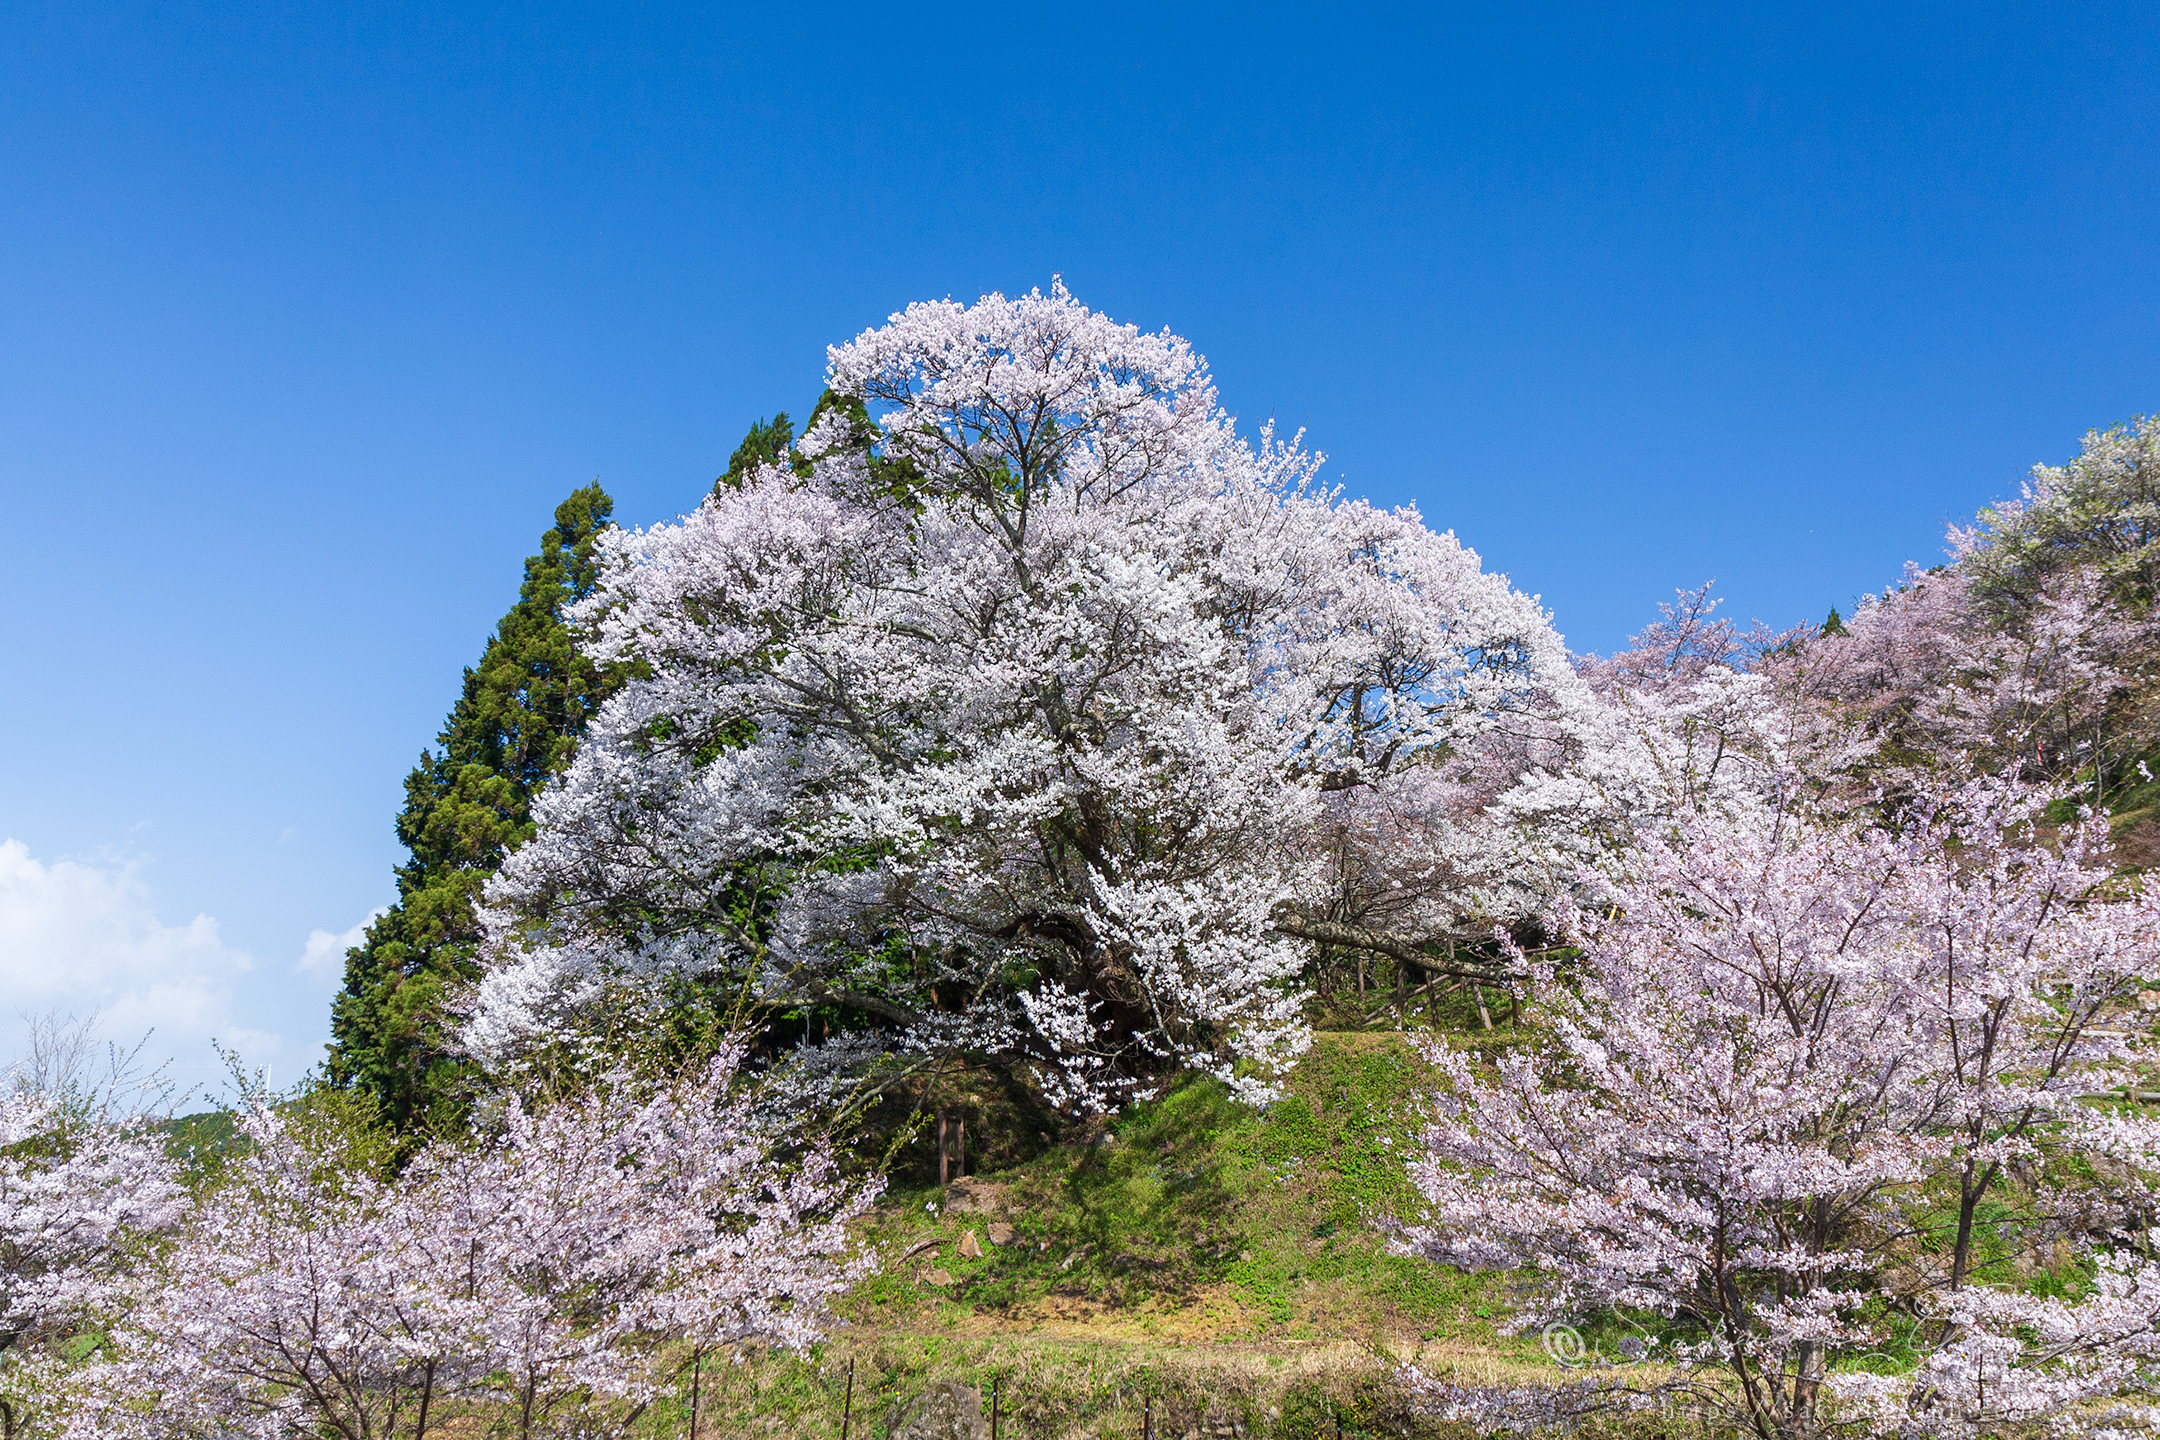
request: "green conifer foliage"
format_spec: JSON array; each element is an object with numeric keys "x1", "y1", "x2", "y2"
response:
[
  {"x1": 719, "y1": 412, "x2": 794, "y2": 490},
  {"x1": 330, "y1": 408, "x2": 898, "y2": 1134},
  {"x1": 326, "y1": 484, "x2": 621, "y2": 1133},
  {"x1": 717, "y1": 392, "x2": 919, "y2": 500}
]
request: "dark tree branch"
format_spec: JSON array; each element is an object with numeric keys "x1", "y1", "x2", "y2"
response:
[
  {"x1": 796, "y1": 981, "x2": 925, "y2": 1029},
  {"x1": 1270, "y1": 908, "x2": 1516, "y2": 984}
]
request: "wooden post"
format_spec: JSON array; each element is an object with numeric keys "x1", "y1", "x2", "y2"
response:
[
  {"x1": 840, "y1": 1358, "x2": 854, "y2": 1440},
  {"x1": 1356, "y1": 954, "x2": 1365, "y2": 1001},
  {"x1": 956, "y1": 1113, "x2": 967, "y2": 1178},
  {"x1": 2097, "y1": 717, "x2": 2107, "y2": 807},
  {"x1": 937, "y1": 1110, "x2": 949, "y2": 1187}
]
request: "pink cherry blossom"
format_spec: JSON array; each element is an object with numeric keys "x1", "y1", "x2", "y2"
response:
[
  {"x1": 1, "y1": 1069, "x2": 184, "y2": 1440},
  {"x1": 1397, "y1": 770, "x2": 2160, "y2": 1439},
  {"x1": 73, "y1": 1053, "x2": 875, "y2": 1440}
]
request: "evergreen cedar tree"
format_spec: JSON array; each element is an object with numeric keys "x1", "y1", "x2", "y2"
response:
[
  {"x1": 326, "y1": 484, "x2": 623, "y2": 1133},
  {"x1": 326, "y1": 395, "x2": 874, "y2": 1133}
]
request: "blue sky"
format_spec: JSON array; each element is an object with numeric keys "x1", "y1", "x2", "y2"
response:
[{"x1": 3, "y1": 2, "x2": 2155, "y2": 1095}]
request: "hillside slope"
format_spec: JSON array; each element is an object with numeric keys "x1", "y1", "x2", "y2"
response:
[{"x1": 698, "y1": 1031, "x2": 1570, "y2": 1439}]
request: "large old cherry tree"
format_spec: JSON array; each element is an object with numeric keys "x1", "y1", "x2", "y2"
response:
[{"x1": 466, "y1": 285, "x2": 1580, "y2": 1108}]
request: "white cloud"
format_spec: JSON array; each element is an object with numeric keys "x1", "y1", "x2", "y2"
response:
[
  {"x1": 296, "y1": 907, "x2": 387, "y2": 982},
  {"x1": 0, "y1": 838, "x2": 278, "y2": 1086}
]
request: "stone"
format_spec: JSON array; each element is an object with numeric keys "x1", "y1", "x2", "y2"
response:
[
  {"x1": 959, "y1": 1229, "x2": 983, "y2": 1258},
  {"x1": 923, "y1": 1268, "x2": 955, "y2": 1287},
  {"x1": 986, "y1": 1221, "x2": 1016, "y2": 1246},
  {"x1": 944, "y1": 1177, "x2": 1008, "y2": 1213},
  {"x1": 889, "y1": 1382, "x2": 988, "y2": 1440}
]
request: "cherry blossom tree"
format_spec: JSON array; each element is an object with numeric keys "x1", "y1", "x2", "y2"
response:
[
  {"x1": 1955, "y1": 413, "x2": 2160, "y2": 611},
  {"x1": 77, "y1": 1054, "x2": 876, "y2": 1440},
  {"x1": 1768, "y1": 563, "x2": 1974, "y2": 767},
  {"x1": 1398, "y1": 772, "x2": 2160, "y2": 1439},
  {"x1": 401, "y1": 1055, "x2": 876, "y2": 1439},
  {"x1": 1922, "y1": 566, "x2": 2141, "y2": 790},
  {"x1": 468, "y1": 283, "x2": 1579, "y2": 1109},
  {"x1": 1490, "y1": 586, "x2": 1855, "y2": 901},
  {"x1": 78, "y1": 1095, "x2": 451, "y2": 1440},
  {"x1": 0, "y1": 1044, "x2": 184, "y2": 1440},
  {"x1": 1779, "y1": 561, "x2": 2145, "y2": 792}
]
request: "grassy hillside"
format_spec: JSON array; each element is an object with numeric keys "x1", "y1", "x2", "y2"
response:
[{"x1": 692, "y1": 1030, "x2": 1577, "y2": 1439}]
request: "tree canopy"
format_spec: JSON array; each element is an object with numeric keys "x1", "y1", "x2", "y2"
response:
[
  {"x1": 326, "y1": 483, "x2": 622, "y2": 1133},
  {"x1": 466, "y1": 284, "x2": 1578, "y2": 1112}
]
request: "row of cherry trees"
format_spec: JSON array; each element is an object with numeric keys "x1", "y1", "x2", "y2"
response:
[
  {"x1": 1, "y1": 1050, "x2": 875, "y2": 1439},
  {"x1": 1397, "y1": 416, "x2": 2160, "y2": 1438}
]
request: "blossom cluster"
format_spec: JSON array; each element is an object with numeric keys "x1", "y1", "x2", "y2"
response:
[
  {"x1": 66, "y1": 1055, "x2": 876, "y2": 1439},
  {"x1": 0, "y1": 1086, "x2": 185, "y2": 1435}
]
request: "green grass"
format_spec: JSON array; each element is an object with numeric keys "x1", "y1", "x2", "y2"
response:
[
  {"x1": 846, "y1": 1031, "x2": 1515, "y2": 1351},
  {"x1": 648, "y1": 1331, "x2": 1488, "y2": 1439},
  {"x1": 727, "y1": 1030, "x2": 1565, "y2": 1436}
]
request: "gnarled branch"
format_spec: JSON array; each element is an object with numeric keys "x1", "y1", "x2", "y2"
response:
[{"x1": 1269, "y1": 908, "x2": 1516, "y2": 985}]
